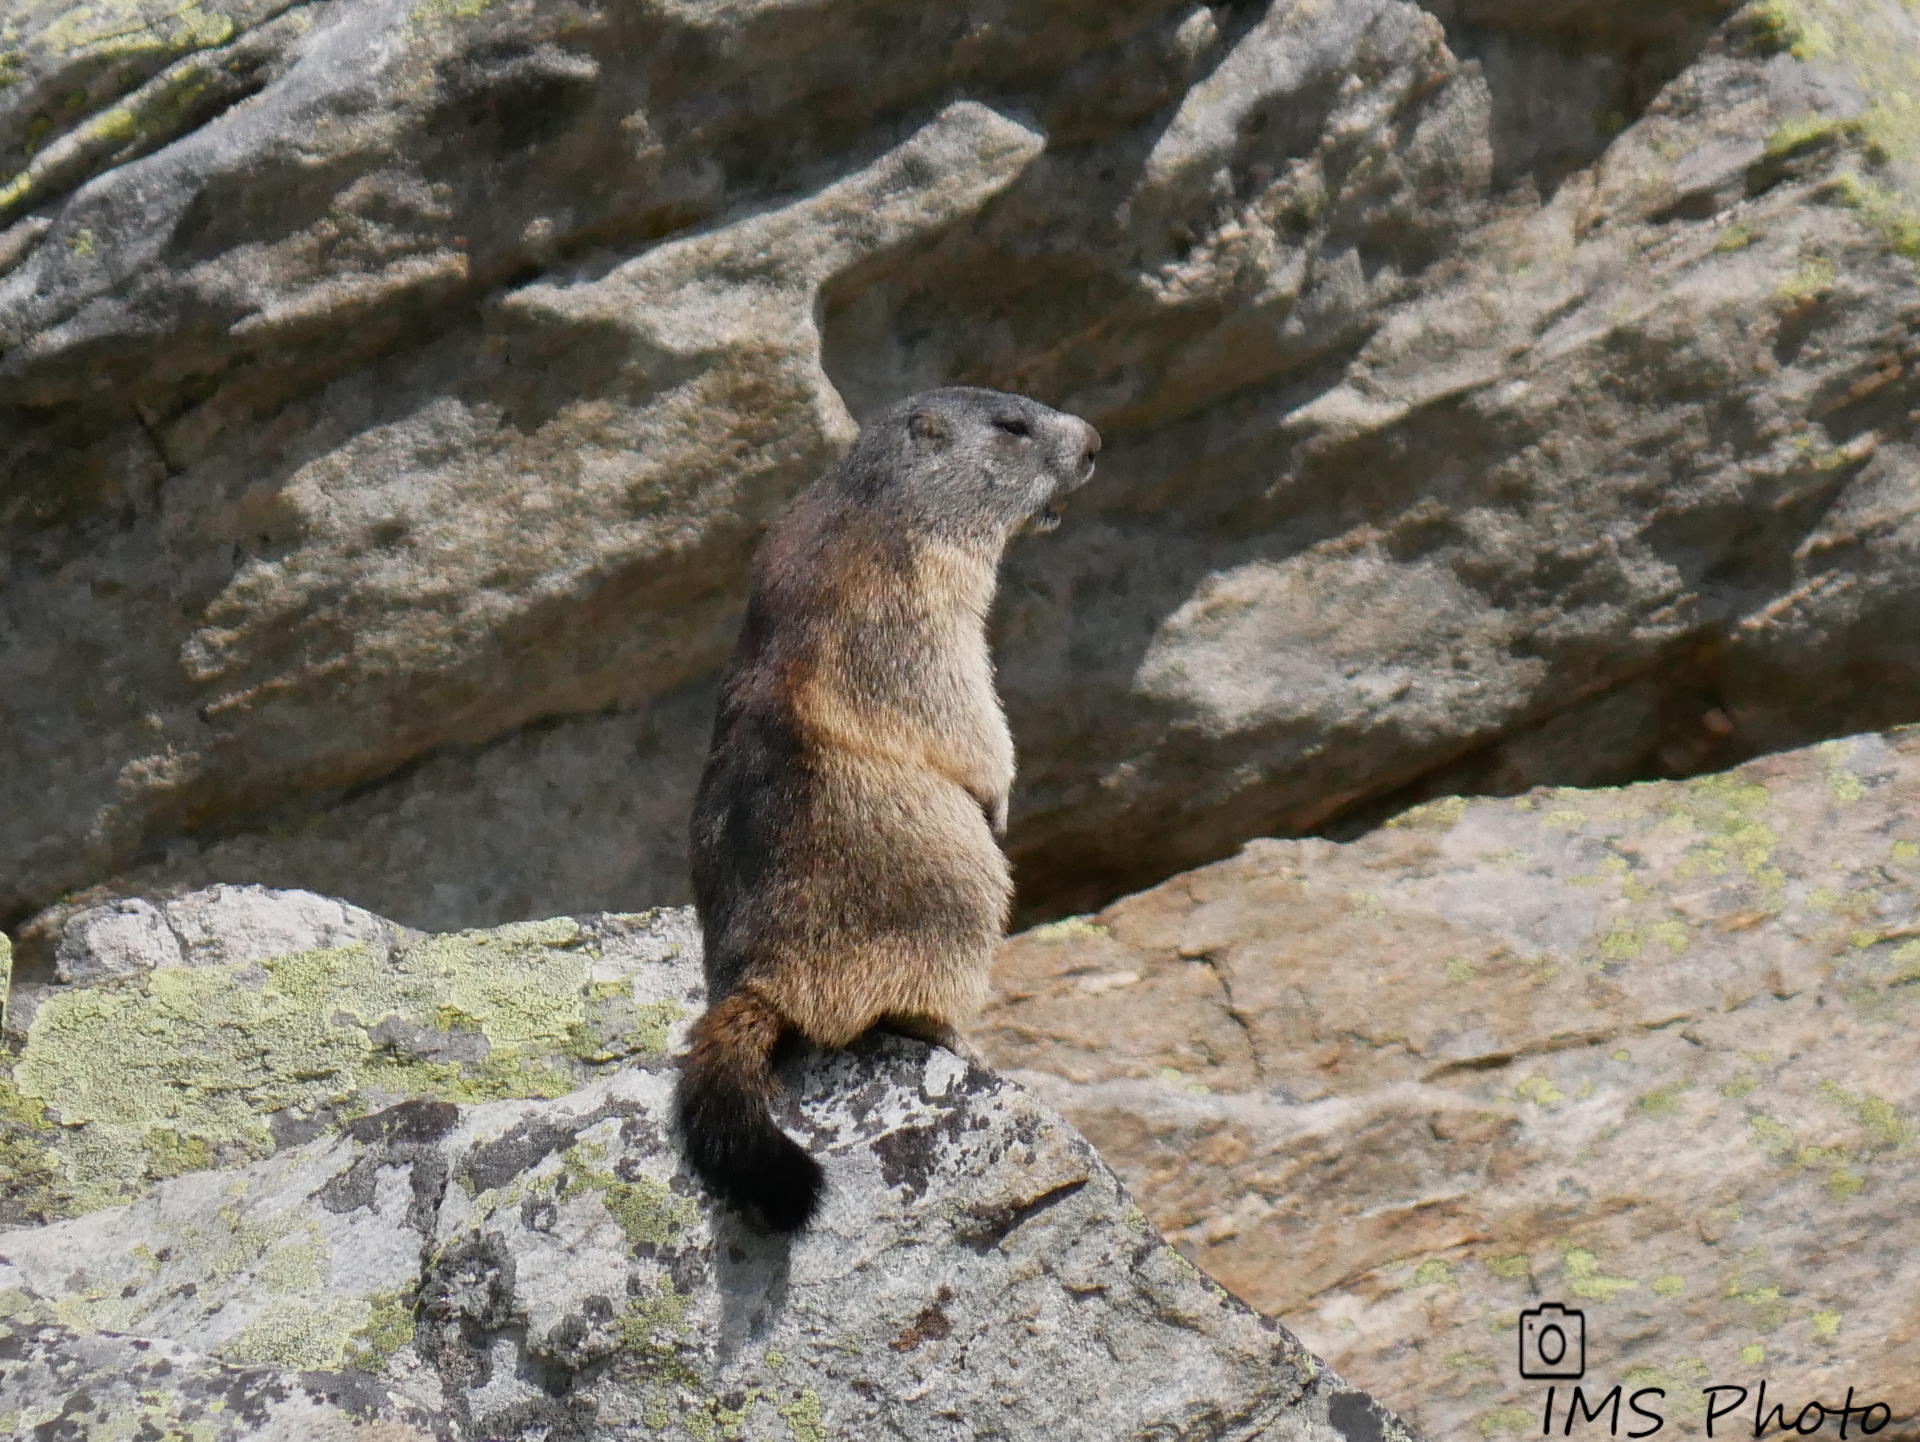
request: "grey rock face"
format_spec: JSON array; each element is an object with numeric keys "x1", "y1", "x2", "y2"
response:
[
  {"x1": 3, "y1": 0, "x2": 1919, "y2": 934},
  {"x1": 49, "y1": 883, "x2": 388, "y2": 982},
  {"x1": 0, "y1": 893, "x2": 1411, "y2": 1440}
]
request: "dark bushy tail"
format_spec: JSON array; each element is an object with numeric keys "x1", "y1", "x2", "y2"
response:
[{"x1": 676, "y1": 989, "x2": 824, "y2": 1233}]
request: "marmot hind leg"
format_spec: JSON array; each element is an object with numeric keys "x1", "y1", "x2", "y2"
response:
[{"x1": 873, "y1": 1013, "x2": 983, "y2": 1064}]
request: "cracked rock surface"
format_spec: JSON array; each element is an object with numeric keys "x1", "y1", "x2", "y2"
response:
[
  {"x1": 4, "y1": 0, "x2": 1920, "y2": 940},
  {"x1": 980, "y1": 727, "x2": 1920, "y2": 1440},
  {"x1": 0, "y1": 893, "x2": 1410, "y2": 1440}
]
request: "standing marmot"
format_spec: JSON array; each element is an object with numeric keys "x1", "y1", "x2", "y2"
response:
[{"x1": 677, "y1": 386, "x2": 1100, "y2": 1232}]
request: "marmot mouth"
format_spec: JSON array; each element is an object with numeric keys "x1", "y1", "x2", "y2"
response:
[{"x1": 1029, "y1": 499, "x2": 1075, "y2": 537}]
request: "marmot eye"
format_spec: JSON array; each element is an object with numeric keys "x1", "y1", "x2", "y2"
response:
[{"x1": 993, "y1": 417, "x2": 1031, "y2": 438}]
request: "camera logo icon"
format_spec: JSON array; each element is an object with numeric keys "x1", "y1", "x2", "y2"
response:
[{"x1": 1518, "y1": 1303, "x2": 1586, "y2": 1380}]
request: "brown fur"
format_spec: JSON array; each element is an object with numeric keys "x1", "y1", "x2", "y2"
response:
[{"x1": 676, "y1": 387, "x2": 1099, "y2": 1231}]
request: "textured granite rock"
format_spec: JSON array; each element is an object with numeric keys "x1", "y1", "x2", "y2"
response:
[
  {"x1": 979, "y1": 727, "x2": 1920, "y2": 1439},
  {"x1": 0, "y1": 888, "x2": 1412, "y2": 1440},
  {"x1": 3, "y1": 0, "x2": 1919, "y2": 939}
]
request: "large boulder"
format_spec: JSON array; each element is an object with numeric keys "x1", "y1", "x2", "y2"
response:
[
  {"x1": 0, "y1": 889, "x2": 1413, "y2": 1440},
  {"x1": 4, "y1": 0, "x2": 1919, "y2": 938},
  {"x1": 980, "y1": 727, "x2": 1920, "y2": 1439}
]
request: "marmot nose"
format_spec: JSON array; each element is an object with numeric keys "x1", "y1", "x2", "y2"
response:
[{"x1": 1079, "y1": 419, "x2": 1102, "y2": 470}]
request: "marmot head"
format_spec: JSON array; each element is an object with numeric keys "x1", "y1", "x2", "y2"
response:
[{"x1": 838, "y1": 387, "x2": 1101, "y2": 548}]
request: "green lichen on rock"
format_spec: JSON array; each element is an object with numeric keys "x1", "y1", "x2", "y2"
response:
[
  {"x1": 778, "y1": 1388, "x2": 827, "y2": 1442},
  {"x1": 3, "y1": 913, "x2": 671, "y2": 1214},
  {"x1": 1476, "y1": 1407, "x2": 1536, "y2": 1438},
  {"x1": 556, "y1": 1140, "x2": 699, "y2": 1251},
  {"x1": 221, "y1": 1295, "x2": 369, "y2": 1370},
  {"x1": 1027, "y1": 915, "x2": 1110, "y2": 944},
  {"x1": 616, "y1": 1281, "x2": 698, "y2": 1385},
  {"x1": 38, "y1": 0, "x2": 236, "y2": 62},
  {"x1": 410, "y1": 0, "x2": 495, "y2": 25},
  {"x1": 1817, "y1": 1078, "x2": 1912, "y2": 1147},
  {"x1": 1563, "y1": 1248, "x2": 1638, "y2": 1304},
  {"x1": 565, "y1": 991, "x2": 687, "y2": 1064},
  {"x1": 1386, "y1": 795, "x2": 1469, "y2": 833},
  {"x1": 1639, "y1": 1081, "x2": 1692, "y2": 1120},
  {"x1": 683, "y1": 1388, "x2": 770, "y2": 1441},
  {"x1": 343, "y1": 1288, "x2": 418, "y2": 1372},
  {"x1": 1749, "y1": 0, "x2": 1920, "y2": 268}
]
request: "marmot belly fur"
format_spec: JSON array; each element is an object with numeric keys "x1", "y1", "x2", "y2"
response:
[{"x1": 677, "y1": 386, "x2": 1100, "y2": 1232}]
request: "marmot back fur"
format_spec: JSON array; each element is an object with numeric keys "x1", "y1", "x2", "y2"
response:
[{"x1": 677, "y1": 386, "x2": 1100, "y2": 1232}]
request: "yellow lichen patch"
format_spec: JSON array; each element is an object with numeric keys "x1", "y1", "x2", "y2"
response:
[
  {"x1": 1722, "y1": 1071, "x2": 1760, "y2": 1100},
  {"x1": 1639, "y1": 1081, "x2": 1691, "y2": 1120},
  {"x1": 1346, "y1": 889, "x2": 1387, "y2": 920},
  {"x1": 1564, "y1": 1248, "x2": 1637, "y2": 1303},
  {"x1": 411, "y1": 0, "x2": 495, "y2": 24},
  {"x1": 1749, "y1": 1114, "x2": 1797, "y2": 1156},
  {"x1": 1831, "y1": 172, "x2": 1920, "y2": 260},
  {"x1": 1821, "y1": 741, "x2": 1868, "y2": 802},
  {"x1": 1622, "y1": 1361, "x2": 1711, "y2": 1422},
  {"x1": 1026, "y1": 915, "x2": 1109, "y2": 944},
  {"x1": 1740, "y1": 1342, "x2": 1766, "y2": 1366},
  {"x1": 1767, "y1": 112, "x2": 1861, "y2": 159},
  {"x1": 7, "y1": 918, "x2": 601, "y2": 1212},
  {"x1": 1665, "y1": 774, "x2": 1783, "y2": 884},
  {"x1": 40, "y1": 1, "x2": 235, "y2": 63},
  {"x1": 1887, "y1": 938, "x2": 1920, "y2": 982},
  {"x1": 1752, "y1": 0, "x2": 1836, "y2": 57},
  {"x1": 1732, "y1": 1284, "x2": 1790, "y2": 1333},
  {"x1": 1484, "y1": 1254, "x2": 1530, "y2": 1280},
  {"x1": 555, "y1": 1140, "x2": 699, "y2": 1252},
  {"x1": 220, "y1": 1295, "x2": 369, "y2": 1369},
  {"x1": 1762, "y1": 0, "x2": 1920, "y2": 272},
  {"x1": 343, "y1": 1288, "x2": 418, "y2": 1371},
  {"x1": 616, "y1": 1281, "x2": 697, "y2": 1386},
  {"x1": 778, "y1": 1389, "x2": 826, "y2": 1442},
  {"x1": 1515, "y1": 1075, "x2": 1564, "y2": 1106},
  {"x1": 1477, "y1": 1408, "x2": 1535, "y2": 1438},
  {"x1": 144, "y1": 1128, "x2": 215, "y2": 1180},
  {"x1": 1810, "y1": 1308, "x2": 1842, "y2": 1341},
  {"x1": 1410, "y1": 1258, "x2": 1457, "y2": 1290},
  {"x1": 1827, "y1": 1167, "x2": 1865, "y2": 1198},
  {"x1": 1386, "y1": 795, "x2": 1468, "y2": 831},
  {"x1": 1779, "y1": 255, "x2": 1840, "y2": 305},
  {"x1": 1653, "y1": 1273, "x2": 1685, "y2": 1297},
  {"x1": 1647, "y1": 920, "x2": 1690, "y2": 955},
  {"x1": 1599, "y1": 919, "x2": 1643, "y2": 961},
  {"x1": 1817, "y1": 1079, "x2": 1911, "y2": 1147}
]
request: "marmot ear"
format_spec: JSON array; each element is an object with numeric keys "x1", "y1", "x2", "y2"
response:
[{"x1": 910, "y1": 409, "x2": 950, "y2": 444}]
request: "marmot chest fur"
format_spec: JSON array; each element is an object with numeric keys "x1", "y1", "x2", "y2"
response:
[{"x1": 677, "y1": 386, "x2": 1100, "y2": 1232}]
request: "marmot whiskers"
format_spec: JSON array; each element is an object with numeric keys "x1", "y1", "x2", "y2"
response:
[{"x1": 676, "y1": 386, "x2": 1100, "y2": 1232}]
